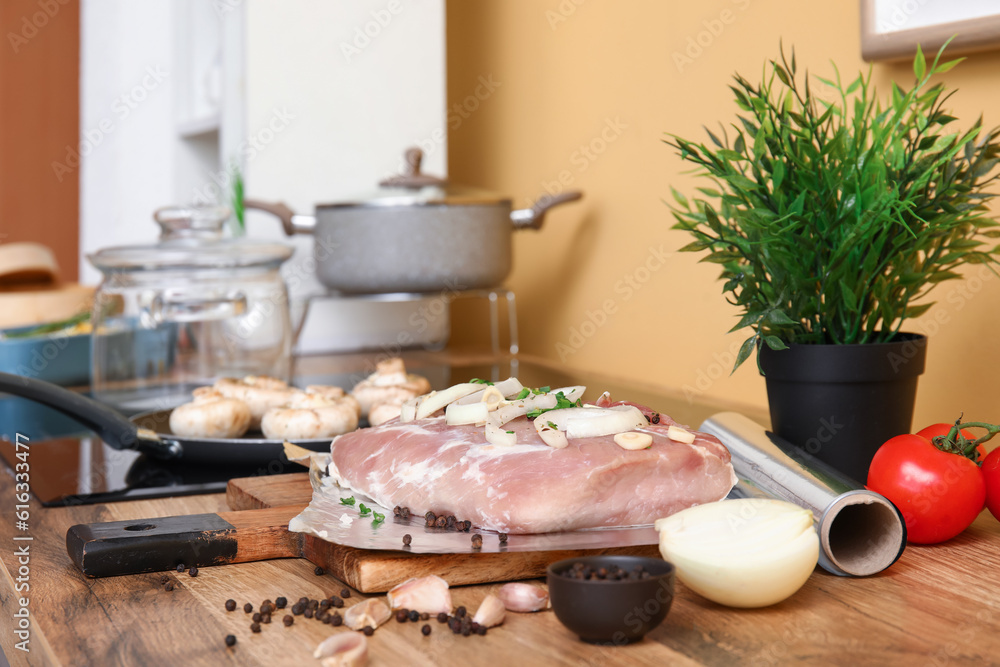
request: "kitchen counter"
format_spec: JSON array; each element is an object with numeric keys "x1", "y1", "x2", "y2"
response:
[{"x1": 1, "y1": 351, "x2": 998, "y2": 665}]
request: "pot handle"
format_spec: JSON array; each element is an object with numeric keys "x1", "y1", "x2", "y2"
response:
[
  {"x1": 243, "y1": 199, "x2": 316, "y2": 236},
  {"x1": 510, "y1": 191, "x2": 583, "y2": 230},
  {"x1": 0, "y1": 372, "x2": 181, "y2": 458}
]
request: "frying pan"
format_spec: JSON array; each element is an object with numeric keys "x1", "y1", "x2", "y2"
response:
[{"x1": 0, "y1": 372, "x2": 335, "y2": 464}]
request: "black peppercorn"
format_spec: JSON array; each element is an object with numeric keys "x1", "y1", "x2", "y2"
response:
[
  {"x1": 314, "y1": 566, "x2": 325, "y2": 576},
  {"x1": 261, "y1": 602, "x2": 273, "y2": 615},
  {"x1": 498, "y1": 533, "x2": 508, "y2": 543},
  {"x1": 435, "y1": 516, "x2": 447, "y2": 528},
  {"x1": 330, "y1": 596, "x2": 344, "y2": 608},
  {"x1": 159, "y1": 574, "x2": 169, "y2": 585},
  {"x1": 262, "y1": 613, "x2": 271, "y2": 624},
  {"x1": 477, "y1": 625, "x2": 487, "y2": 636},
  {"x1": 225, "y1": 599, "x2": 236, "y2": 612},
  {"x1": 250, "y1": 622, "x2": 261, "y2": 633},
  {"x1": 471, "y1": 534, "x2": 483, "y2": 549},
  {"x1": 224, "y1": 634, "x2": 236, "y2": 647},
  {"x1": 291, "y1": 604, "x2": 304, "y2": 616},
  {"x1": 396, "y1": 610, "x2": 408, "y2": 623},
  {"x1": 244, "y1": 603, "x2": 253, "y2": 613},
  {"x1": 283, "y1": 615, "x2": 293, "y2": 626},
  {"x1": 446, "y1": 515, "x2": 456, "y2": 530},
  {"x1": 331, "y1": 613, "x2": 343, "y2": 626},
  {"x1": 408, "y1": 610, "x2": 419, "y2": 622},
  {"x1": 304, "y1": 608, "x2": 314, "y2": 619},
  {"x1": 164, "y1": 582, "x2": 174, "y2": 592},
  {"x1": 455, "y1": 606, "x2": 466, "y2": 618},
  {"x1": 421, "y1": 624, "x2": 431, "y2": 636},
  {"x1": 393, "y1": 505, "x2": 401, "y2": 516},
  {"x1": 188, "y1": 567, "x2": 199, "y2": 577},
  {"x1": 340, "y1": 588, "x2": 351, "y2": 598},
  {"x1": 425, "y1": 511, "x2": 436, "y2": 522},
  {"x1": 275, "y1": 597, "x2": 287, "y2": 609},
  {"x1": 437, "y1": 612, "x2": 448, "y2": 623},
  {"x1": 461, "y1": 625, "x2": 472, "y2": 637},
  {"x1": 420, "y1": 612, "x2": 429, "y2": 621},
  {"x1": 298, "y1": 597, "x2": 309, "y2": 605},
  {"x1": 402, "y1": 534, "x2": 412, "y2": 546},
  {"x1": 252, "y1": 612, "x2": 261, "y2": 623},
  {"x1": 401, "y1": 507, "x2": 410, "y2": 520},
  {"x1": 176, "y1": 563, "x2": 185, "y2": 573},
  {"x1": 362, "y1": 625, "x2": 374, "y2": 636}
]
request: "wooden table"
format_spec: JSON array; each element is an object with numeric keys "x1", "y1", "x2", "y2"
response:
[{"x1": 1, "y1": 351, "x2": 998, "y2": 665}]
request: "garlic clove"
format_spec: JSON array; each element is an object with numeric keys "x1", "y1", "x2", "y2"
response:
[
  {"x1": 314, "y1": 632, "x2": 369, "y2": 667},
  {"x1": 343, "y1": 598, "x2": 391, "y2": 631},
  {"x1": 614, "y1": 431, "x2": 653, "y2": 450},
  {"x1": 655, "y1": 498, "x2": 819, "y2": 608},
  {"x1": 471, "y1": 594, "x2": 506, "y2": 627},
  {"x1": 386, "y1": 575, "x2": 452, "y2": 614},
  {"x1": 666, "y1": 425, "x2": 696, "y2": 444},
  {"x1": 496, "y1": 582, "x2": 549, "y2": 612}
]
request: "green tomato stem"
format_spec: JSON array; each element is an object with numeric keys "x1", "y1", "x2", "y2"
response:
[{"x1": 932, "y1": 417, "x2": 1000, "y2": 463}]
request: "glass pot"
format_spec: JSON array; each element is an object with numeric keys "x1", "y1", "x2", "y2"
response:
[{"x1": 88, "y1": 206, "x2": 294, "y2": 408}]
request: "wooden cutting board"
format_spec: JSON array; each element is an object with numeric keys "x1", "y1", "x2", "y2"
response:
[{"x1": 67, "y1": 473, "x2": 658, "y2": 592}]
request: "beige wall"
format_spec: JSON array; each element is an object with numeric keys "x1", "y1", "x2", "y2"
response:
[{"x1": 446, "y1": 1, "x2": 1000, "y2": 429}]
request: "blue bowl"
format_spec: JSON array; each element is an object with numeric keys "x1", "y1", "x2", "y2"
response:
[{"x1": 0, "y1": 326, "x2": 90, "y2": 386}]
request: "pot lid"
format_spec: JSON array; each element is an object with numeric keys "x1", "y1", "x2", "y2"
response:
[
  {"x1": 316, "y1": 147, "x2": 511, "y2": 209},
  {"x1": 88, "y1": 205, "x2": 294, "y2": 272}
]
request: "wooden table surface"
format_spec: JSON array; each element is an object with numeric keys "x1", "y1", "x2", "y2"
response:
[{"x1": 1, "y1": 351, "x2": 999, "y2": 665}]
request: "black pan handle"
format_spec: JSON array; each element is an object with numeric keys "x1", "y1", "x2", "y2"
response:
[{"x1": 0, "y1": 372, "x2": 181, "y2": 459}]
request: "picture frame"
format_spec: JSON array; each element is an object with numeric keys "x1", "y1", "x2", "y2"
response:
[{"x1": 860, "y1": 0, "x2": 1000, "y2": 61}]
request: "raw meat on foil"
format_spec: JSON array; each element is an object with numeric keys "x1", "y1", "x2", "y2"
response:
[{"x1": 328, "y1": 404, "x2": 737, "y2": 534}]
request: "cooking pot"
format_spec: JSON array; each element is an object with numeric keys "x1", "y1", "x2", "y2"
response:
[
  {"x1": 87, "y1": 206, "x2": 295, "y2": 407},
  {"x1": 245, "y1": 148, "x2": 582, "y2": 294}
]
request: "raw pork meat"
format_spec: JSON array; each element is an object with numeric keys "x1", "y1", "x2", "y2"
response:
[{"x1": 328, "y1": 404, "x2": 737, "y2": 534}]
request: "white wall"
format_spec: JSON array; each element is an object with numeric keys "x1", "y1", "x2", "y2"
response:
[{"x1": 80, "y1": 0, "x2": 447, "y2": 291}]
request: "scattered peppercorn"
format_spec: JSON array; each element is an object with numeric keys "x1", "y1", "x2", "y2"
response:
[
  {"x1": 477, "y1": 625, "x2": 487, "y2": 636},
  {"x1": 420, "y1": 612, "x2": 429, "y2": 621},
  {"x1": 322, "y1": 614, "x2": 332, "y2": 624},
  {"x1": 275, "y1": 597, "x2": 287, "y2": 609},
  {"x1": 402, "y1": 534, "x2": 412, "y2": 547},
  {"x1": 225, "y1": 599, "x2": 236, "y2": 612},
  {"x1": 471, "y1": 534, "x2": 483, "y2": 549},
  {"x1": 408, "y1": 610, "x2": 419, "y2": 622},
  {"x1": 362, "y1": 626, "x2": 374, "y2": 636},
  {"x1": 463, "y1": 520, "x2": 472, "y2": 532},
  {"x1": 421, "y1": 624, "x2": 431, "y2": 636},
  {"x1": 283, "y1": 615, "x2": 293, "y2": 627},
  {"x1": 250, "y1": 622, "x2": 261, "y2": 633},
  {"x1": 446, "y1": 515, "x2": 456, "y2": 530},
  {"x1": 244, "y1": 603, "x2": 253, "y2": 613},
  {"x1": 164, "y1": 582, "x2": 174, "y2": 592},
  {"x1": 252, "y1": 612, "x2": 261, "y2": 623},
  {"x1": 393, "y1": 506, "x2": 401, "y2": 517},
  {"x1": 188, "y1": 567, "x2": 199, "y2": 577},
  {"x1": 159, "y1": 574, "x2": 169, "y2": 585},
  {"x1": 314, "y1": 566, "x2": 325, "y2": 576},
  {"x1": 298, "y1": 597, "x2": 309, "y2": 605},
  {"x1": 291, "y1": 603, "x2": 304, "y2": 616},
  {"x1": 498, "y1": 533, "x2": 508, "y2": 543},
  {"x1": 330, "y1": 596, "x2": 344, "y2": 608},
  {"x1": 425, "y1": 511, "x2": 436, "y2": 522},
  {"x1": 304, "y1": 608, "x2": 314, "y2": 619},
  {"x1": 261, "y1": 602, "x2": 273, "y2": 615},
  {"x1": 396, "y1": 609, "x2": 409, "y2": 623},
  {"x1": 435, "y1": 516, "x2": 447, "y2": 528},
  {"x1": 437, "y1": 612, "x2": 448, "y2": 623},
  {"x1": 176, "y1": 563, "x2": 185, "y2": 573},
  {"x1": 262, "y1": 614, "x2": 271, "y2": 624},
  {"x1": 462, "y1": 625, "x2": 472, "y2": 637},
  {"x1": 307, "y1": 599, "x2": 319, "y2": 610},
  {"x1": 330, "y1": 613, "x2": 343, "y2": 627},
  {"x1": 455, "y1": 606, "x2": 467, "y2": 618},
  {"x1": 340, "y1": 588, "x2": 351, "y2": 598},
  {"x1": 401, "y1": 507, "x2": 411, "y2": 520},
  {"x1": 650, "y1": 412, "x2": 660, "y2": 424},
  {"x1": 224, "y1": 634, "x2": 236, "y2": 647}
]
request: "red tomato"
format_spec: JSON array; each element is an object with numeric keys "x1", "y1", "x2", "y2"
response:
[
  {"x1": 983, "y1": 447, "x2": 1000, "y2": 523},
  {"x1": 867, "y1": 433, "x2": 986, "y2": 544},
  {"x1": 916, "y1": 424, "x2": 986, "y2": 462}
]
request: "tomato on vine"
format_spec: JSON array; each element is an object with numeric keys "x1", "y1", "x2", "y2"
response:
[{"x1": 867, "y1": 418, "x2": 1000, "y2": 545}]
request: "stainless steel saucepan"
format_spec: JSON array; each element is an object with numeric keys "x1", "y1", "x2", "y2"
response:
[{"x1": 245, "y1": 148, "x2": 583, "y2": 294}]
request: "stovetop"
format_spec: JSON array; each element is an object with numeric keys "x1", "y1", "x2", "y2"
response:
[{"x1": 0, "y1": 358, "x2": 736, "y2": 506}]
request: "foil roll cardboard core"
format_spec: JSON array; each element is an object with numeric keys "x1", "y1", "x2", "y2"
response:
[{"x1": 701, "y1": 412, "x2": 906, "y2": 577}]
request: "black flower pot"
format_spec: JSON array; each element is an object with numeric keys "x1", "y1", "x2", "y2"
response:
[{"x1": 759, "y1": 333, "x2": 927, "y2": 485}]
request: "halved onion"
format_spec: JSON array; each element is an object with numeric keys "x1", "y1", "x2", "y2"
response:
[
  {"x1": 543, "y1": 405, "x2": 648, "y2": 439},
  {"x1": 445, "y1": 401, "x2": 490, "y2": 426}
]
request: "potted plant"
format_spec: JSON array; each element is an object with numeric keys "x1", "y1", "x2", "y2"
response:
[{"x1": 667, "y1": 44, "x2": 1000, "y2": 482}]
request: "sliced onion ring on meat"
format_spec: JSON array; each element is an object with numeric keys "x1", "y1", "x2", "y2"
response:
[
  {"x1": 485, "y1": 415, "x2": 517, "y2": 446},
  {"x1": 455, "y1": 378, "x2": 525, "y2": 404},
  {"x1": 413, "y1": 383, "x2": 483, "y2": 420},
  {"x1": 445, "y1": 401, "x2": 490, "y2": 426},
  {"x1": 534, "y1": 418, "x2": 568, "y2": 448},
  {"x1": 543, "y1": 405, "x2": 648, "y2": 439}
]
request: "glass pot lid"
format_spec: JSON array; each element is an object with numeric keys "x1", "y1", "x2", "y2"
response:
[
  {"x1": 316, "y1": 147, "x2": 511, "y2": 210},
  {"x1": 88, "y1": 205, "x2": 294, "y2": 273}
]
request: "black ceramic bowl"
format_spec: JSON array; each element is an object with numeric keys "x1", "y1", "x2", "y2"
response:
[{"x1": 547, "y1": 555, "x2": 675, "y2": 645}]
